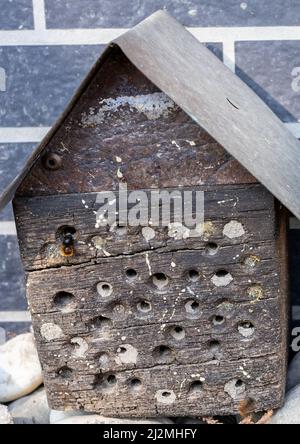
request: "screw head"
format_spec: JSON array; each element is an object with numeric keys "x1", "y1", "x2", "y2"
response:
[{"x1": 43, "y1": 153, "x2": 62, "y2": 171}]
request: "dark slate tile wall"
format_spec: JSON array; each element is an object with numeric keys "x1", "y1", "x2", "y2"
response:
[
  {"x1": 0, "y1": 236, "x2": 26, "y2": 311},
  {"x1": 0, "y1": 143, "x2": 36, "y2": 221},
  {"x1": 236, "y1": 41, "x2": 300, "y2": 123},
  {"x1": 0, "y1": 0, "x2": 33, "y2": 30},
  {"x1": 0, "y1": 45, "x2": 104, "y2": 126},
  {"x1": 45, "y1": 0, "x2": 300, "y2": 28}
]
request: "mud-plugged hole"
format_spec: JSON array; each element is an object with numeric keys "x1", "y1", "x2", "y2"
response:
[
  {"x1": 53, "y1": 291, "x2": 76, "y2": 310},
  {"x1": 153, "y1": 345, "x2": 174, "y2": 364},
  {"x1": 98, "y1": 352, "x2": 110, "y2": 368},
  {"x1": 152, "y1": 272, "x2": 169, "y2": 290},
  {"x1": 238, "y1": 321, "x2": 255, "y2": 338},
  {"x1": 137, "y1": 300, "x2": 152, "y2": 313},
  {"x1": 189, "y1": 380, "x2": 203, "y2": 394},
  {"x1": 97, "y1": 282, "x2": 113, "y2": 298}
]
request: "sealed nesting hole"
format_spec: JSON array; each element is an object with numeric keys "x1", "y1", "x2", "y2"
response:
[
  {"x1": 98, "y1": 352, "x2": 110, "y2": 368},
  {"x1": 137, "y1": 300, "x2": 152, "y2": 313},
  {"x1": 94, "y1": 373, "x2": 117, "y2": 392},
  {"x1": 185, "y1": 299, "x2": 200, "y2": 316},
  {"x1": 126, "y1": 268, "x2": 137, "y2": 282},
  {"x1": 212, "y1": 315, "x2": 225, "y2": 326},
  {"x1": 88, "y1": 315, "x2": 112, "y2": 330},
  {"x1": 211, "y1": 269, "x2": 233, "y2": 287},
  {"x1": 57, "y1": 366, "x2": 73, "y2": 379},
  {"x1": 153, "y1": 345, "x2": 174, "y2": 364},
  {"x1": 97, "y1": 282, "x2": 113, "y2": 298},
  {"x1": 53, "y1": 291, "x2": 76, "y2": 310},
  {"x1": 189, "y1": 380, "x2": 203, "y2": 394},
  {"x1": 238, "y1": 321, "x2": 255, "y2": 338},
  {"x1": 152, "y1": 272, "x2": 169, "y2": 290},
  {"x1": 206, "y1": 242, "x2": 219, "y2": 255},
  {"x1": 112, "y1": 303, "x2": 126, "y2": 319},
  {"x1": 187, "y1": 269, "x2": 200, "y2": 282},
  {"x1": 129, "y1": 378, "x2": 143, "y2": 392},
  {"x1": 170, "y1": 325, "x2": 185, "y2": 340}
]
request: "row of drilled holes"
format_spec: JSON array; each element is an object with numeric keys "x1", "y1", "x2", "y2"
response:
[
  {"x1": 57, "y1": 365, "x2": 246, "y2": 397},
  {"x1": 53, "y1": 291, "x2": 255, "y2": 337}
]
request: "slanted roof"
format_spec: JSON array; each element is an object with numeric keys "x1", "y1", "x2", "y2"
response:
[{"x1": 1, "y1": 10, "x2": 300, "y2": 217}]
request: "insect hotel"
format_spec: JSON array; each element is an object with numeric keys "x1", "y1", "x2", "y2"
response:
[{"x1": 1, "y1": 11, "x2": 299, "y2": 417}]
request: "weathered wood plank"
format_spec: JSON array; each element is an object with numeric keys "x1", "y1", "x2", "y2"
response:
[{"x1": 14, "y1": 184, "x2": 275, "y2": 271}]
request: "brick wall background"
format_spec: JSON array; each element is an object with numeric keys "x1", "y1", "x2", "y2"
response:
[{"x1": 1, "y1": 0, "x2": 300, "y2": 339}]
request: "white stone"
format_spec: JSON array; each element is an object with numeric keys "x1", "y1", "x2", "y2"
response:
[
  {"x1": 54, "y1": 414, "x2": 174, "y2": 425},
  {"x1": 287, "y1": 352, "x2": 300, "y2": 391},
  {"x1": 8, "y1": 387, "x2": 50, "y2": 424},
  {"x1": 0, "y1": 333, "x2": 43, "y2": 403},
  {"x1": 271, "y1": 385, "x2": 300, "y2": 424},
  {"x1": 0, "y1": 404, "x2": 13, "y2": 424}
]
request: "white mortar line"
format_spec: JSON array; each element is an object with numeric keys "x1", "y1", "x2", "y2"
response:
[
  {"x1": 0, "y1": 26, "x2": 300, "y2": 47},
  {"x1": 0, "y1": 221, "x2": 17, "y2": 235},
  {"x1": 32, "y1": 0, "x2": 46, "y2": 31},
  {"x1": 222, "y1": 40, "x2": 235, "y2": 72},
  {"x1": 0, "y1": 311, "x2": 31, "y2": 323},
  {"x1": 189, "y1": 26, "x2": 300, "y2": 42},
  {"x1": 0, "y1": 123, "x2": 298, "y2": 144},
  {"x1": 0, "y1": 127, "x2": 50, "y2": 143},
  {"x1": 285, "y1": 122, "x2": 300, "y2": 139}
]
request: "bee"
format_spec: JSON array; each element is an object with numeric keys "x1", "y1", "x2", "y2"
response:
[{"x1": 61, "y1": 232, "x2": 75, "y2": 257}]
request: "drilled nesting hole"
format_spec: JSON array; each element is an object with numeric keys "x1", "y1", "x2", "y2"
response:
[
  {"x1": 189, "y1": 380, "x2": 203, "y2": 394},
  {"x1": 212, "y1": 315, "x2": 225, "y2": 326},
  {"x1": 206, "y1": 242, "x2": 219, "y2": 255},
  {"x1": 187, "y1": 269, "x2": 200, "y2": 282},
  {"x1": 57, "y1": 366, "x2": 73, "y2": 379},
  {"x1": 209, "y1": 339, "x2": 221, "y2": 353},
  {"x1": 88, "y1": 315, "x2": 112, "y2": 330},
  {"x1": 56, "y1": 225, "x2": 76, "y2": 240},
  {"x1": 97, "y1": 282, "x2": 113, "y2": 298},
  {"x1": 53, "y1": 291, "x2": 75, "y2": 310},
  {"x1": 238, "y1": 321, "x2": 255, "y2": 338},
  {"x1": 185, "y1": 299, "x2": 200, "y2": 316},
  {"x1": 126, "y1": 268, "x2": 138, "y2": 282},
  {"x1": 153, "y1": 345, "x2": 174, "y2": 363},
  {"x1": 170, "y1": 325, "x2": 185, "y2": 340},
  {"x1": 129, "y1": 378, "x2": 143, "y2": 392},
  {"x1": 94, "y1": 373, "x2": 117, "y2": 392},
  {"x1": 152, "y1": 272, "x2": 169, "y2": 290},
  {"x1": 137, "y1": 300, "x2": 152, "y2": 313}
]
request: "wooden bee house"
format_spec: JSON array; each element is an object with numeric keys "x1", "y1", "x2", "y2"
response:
[{"x1": 2, "y1": 11, "x2": 300, "y2": 417}]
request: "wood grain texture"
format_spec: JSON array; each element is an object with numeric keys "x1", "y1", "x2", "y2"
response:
[
  {"x1": 14, "y1": 184, "x2": 274, "y2": 271},
  {"x1": 17, "y1": 186, "x2": 288, "y2": 416},
  {"x1": 15, "y1": 47, "x2": 254, "y2": 199}
]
